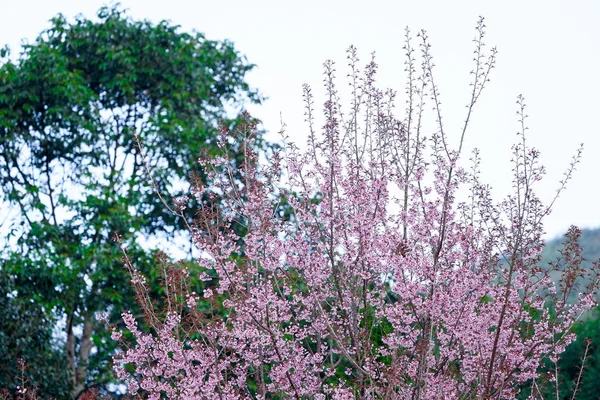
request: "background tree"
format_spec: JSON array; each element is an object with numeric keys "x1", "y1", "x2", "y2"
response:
[
  {"x1": 555, "y1": 309, "x2": 600, "y2": 399},
  {"x1": 0, "y1": 5, "x2": 263, "y2": 398},
  {"x1": 0, "y1": 270, "x2": 71, "y2": 399}
]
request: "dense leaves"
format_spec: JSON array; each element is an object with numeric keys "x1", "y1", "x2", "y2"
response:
[
  {"x1": 0, "y1": 271, "x2": 71, "y2": 399},
  {"x1": 0, "y1": 5, "x2": 261, "y2": 398}
]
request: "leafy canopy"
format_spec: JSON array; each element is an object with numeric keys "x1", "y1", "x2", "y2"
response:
[{"x1": 0, "y1": 4, "x2": 262, "y2": 397}]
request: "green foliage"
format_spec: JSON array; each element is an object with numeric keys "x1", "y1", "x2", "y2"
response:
[
  {"x1": 0, "y1": 4, "x2": 262, "y2": 397},
  {"x1": 517, "y1": 309, "x2": 600, "y2": 400},
  {"x1": 556, "y1": 310, "x2": 600, "y2": 399},
  {"x1": 0, "y1": 271, "x2": 71, "y2": 398}
]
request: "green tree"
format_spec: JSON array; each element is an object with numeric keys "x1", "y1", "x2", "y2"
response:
[
  {"x1": 0, "y1": 270, "x2": 71, "y2": 399},
  {"x1": 517, "y1": 308, "x2": 600, "y2": 400},
  {"x1": 0, "y1": 5, "x2": 262, "y2": 398},
  {"x1": 557, "y1": 309, "x2": 600, "y2": 400}
]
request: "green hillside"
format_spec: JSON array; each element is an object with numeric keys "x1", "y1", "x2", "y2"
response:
[
  {"x1": 519, "y1": 227, "x2": 600, "y2": 399},
  {"x1": 542, "y1": 227, "x2": 600, "y2": 270}
]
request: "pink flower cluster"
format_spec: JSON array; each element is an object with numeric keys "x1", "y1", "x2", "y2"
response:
[{"x1": 112, "y1": 19, "x2": 598, "y2": 399}]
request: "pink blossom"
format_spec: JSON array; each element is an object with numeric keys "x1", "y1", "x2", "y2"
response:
[{"x1": 113, "y1": 19, "x2": 598, "y2": 399}]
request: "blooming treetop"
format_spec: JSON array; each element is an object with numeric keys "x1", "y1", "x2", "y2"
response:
[{"x1": 110, "y1": 18, "x2": 598, "y2": 399}]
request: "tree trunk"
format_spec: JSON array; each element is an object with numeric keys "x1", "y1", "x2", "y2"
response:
[
  {"x1": 72, "y1": 315, "x2": 94, "y2": 399},
  {"x1": 66, "y1": 312, "x2": 76, "y2": 397}
]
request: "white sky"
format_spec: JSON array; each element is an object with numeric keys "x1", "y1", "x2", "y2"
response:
[{"x1": 1, "y1": 0, "x2": 599, "y2": 240}]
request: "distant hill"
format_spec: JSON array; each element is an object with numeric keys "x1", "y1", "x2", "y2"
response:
[
  {"x1": 540, "y1": 227, "x2": 600, "y2": 302},
  {"x1": 542, "y1": 227, "x2": 600, "y2": 267}
]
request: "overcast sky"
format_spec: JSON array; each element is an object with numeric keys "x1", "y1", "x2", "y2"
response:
[{"x1": 1, "y1": 0, "x2": 599, "y2": 239}]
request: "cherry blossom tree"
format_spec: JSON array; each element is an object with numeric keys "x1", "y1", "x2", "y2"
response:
[{"x1": 109, "y1": 18, "x2": 599, "y2": 399}]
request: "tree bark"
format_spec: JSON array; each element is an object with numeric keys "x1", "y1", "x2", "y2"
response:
[
  {"x1": 72, "y1": 315, "x2": 94, "y2": 399},
  {"x1": 66, "y1": 312, "x2": 76, "y2": 396}
]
